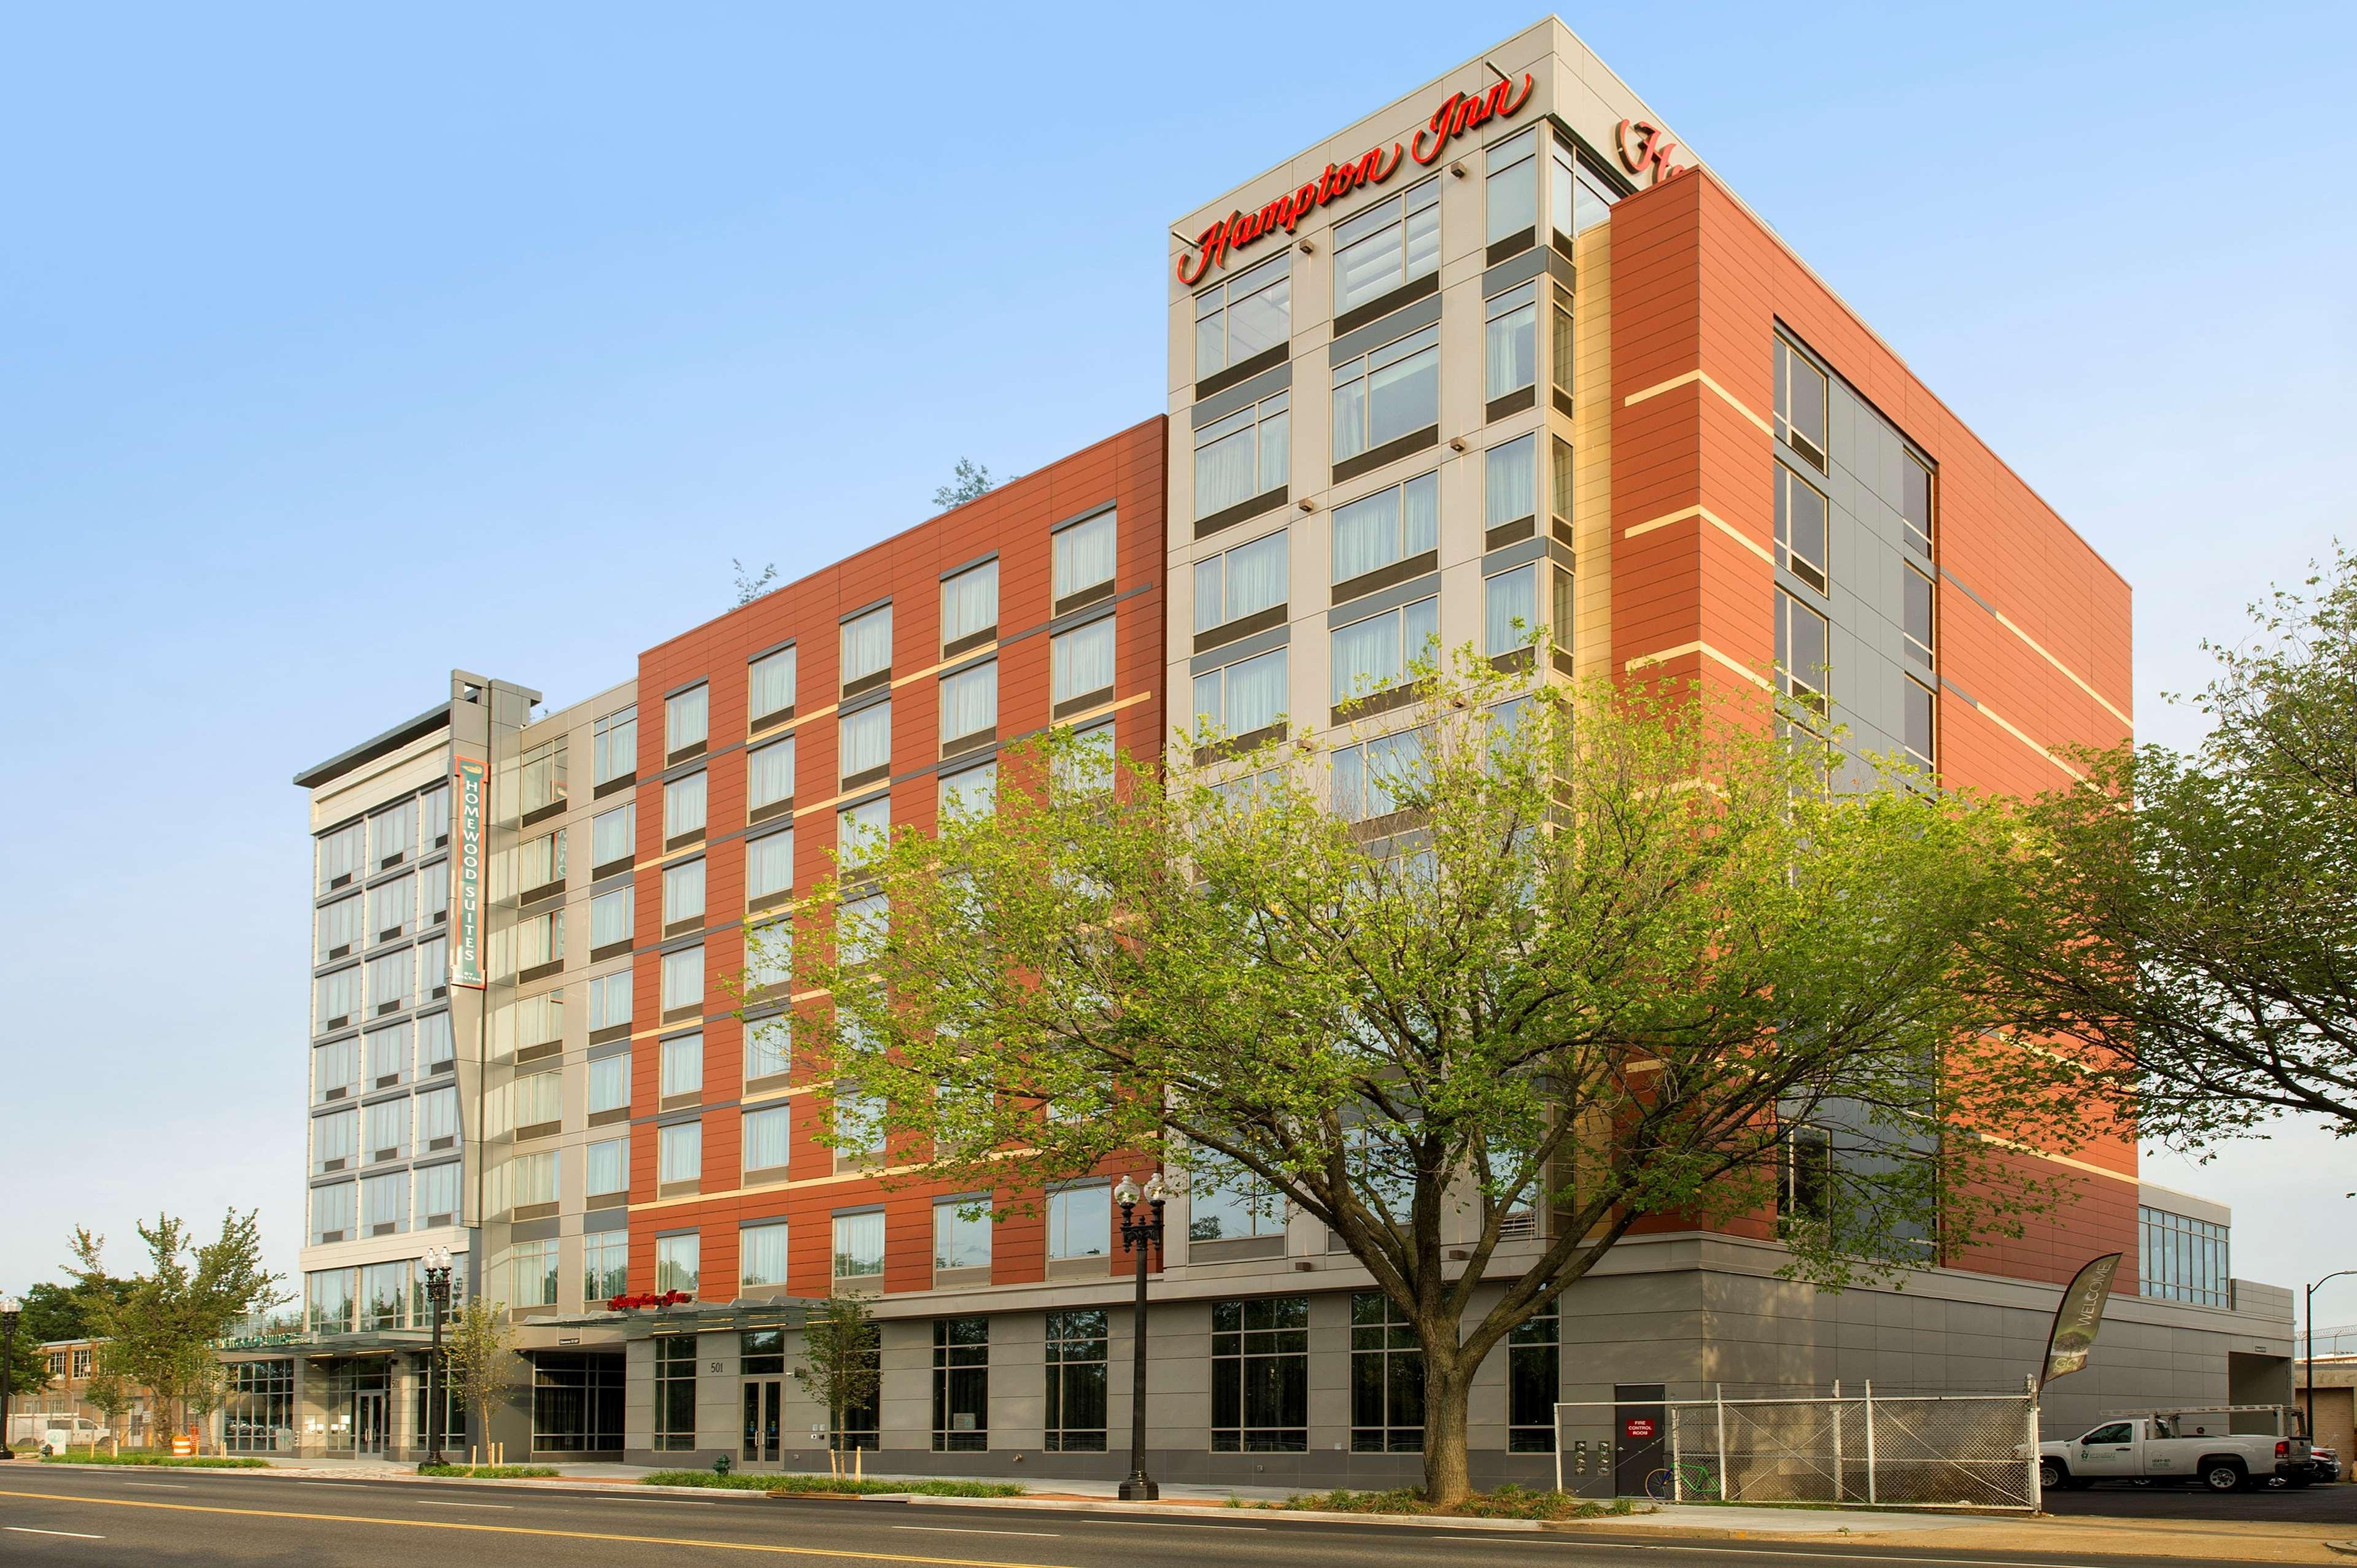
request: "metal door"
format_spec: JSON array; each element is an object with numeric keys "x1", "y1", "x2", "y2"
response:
[
  {"x1": 354, "y1": 1392, "x2": 387, "y2": 1458},
  {"x1": 1614, "y1": 1384, "x2": 1667, "y2": 1497},
  {"x1": 742, "y1": 1380, "x2": 781, "y2": 1464}
]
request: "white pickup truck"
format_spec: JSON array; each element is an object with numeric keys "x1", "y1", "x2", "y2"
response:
[{"x1": 2038, "y1": 1407, "x2": 2314, "y2": 1493}]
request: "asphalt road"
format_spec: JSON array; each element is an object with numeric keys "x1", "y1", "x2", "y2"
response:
[
  {"x1": 0, "y1": 1463, "x2": 2277, "y2": 1568},
  {"x1": 2040, "y1": 1476, "x2": 2357, "y2": 1524}
]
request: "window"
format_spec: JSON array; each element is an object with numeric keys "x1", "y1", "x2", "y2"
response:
[
  {"x1": 841, "y1": 604, "x2": 892, "y2": 690},
  {"x1": 71, "y1": 1348, "x2": 91, "y2": 1380},
  {"x1": 833, "y1": 1211, "x2": 885, "y2": 1280},
  {"x1": 662, "y1": 859, "x2": 706, "y2": 929},
  {"x1": 588, "y1": 1054, "x2": 629, "y2": 1117},
  {"x1": 1484, "y1": 280, "x2": 1537, "y2": 404},
  {"x1": 371, "y1": 799, "x2": 415, "y2": 870},
  {"x1": 316, "y1": 965, "x2": 362, "y2": 1031},
  {"x1": 1333, "y1": 471, "x2": 1438, "y2": 584},
  {"x1": 1035, "y1": 1309, "x2": 1110, "y2": 1453},
  {"x1": 511, "y1": 910, "x2": 562, "y2": 976},
  {"x1": 833, "y1": 1088, "x2": 883, "y2": 1165},
  {"x1": 364, "y1": 1097, "x2": 408, "y2": 1163},
  {"x1": 585, "y1": 1233, "x2": 628, "y2": 1302},
  {"x1": 654, "y1": 1335, "x2": 696, "y2": 1448},
  {"x1": 584, "y1": 809, "x2": 632, "y2": 878},
  {"x1": 513, "y1": 1240, "x2": 559, "y2": 1308},
  {"x1": 317, "y1": 894, "x2": 363, "y2": 960},
  {"x1": 417, "y1": 934, "x2": 448, "y2": 995},
  {"x1": 587, "y1": 970, "x2": 631, "y2": 1033},
  {"x1": 745, "y1": 1014, "x2": 791, "y2": 1084},
  {"x1": 749, "y1": 923, "x2": 791, "y2": 1003},
  {"x1": 660, "y1": 945, "x2": 702, "y2": 1017},
  {"x1": 311, "y1": 1180, "x2": 355, "y2": 1244},
  {"x1": 1051, "y1": 722, "x2": 1115, "y2": 796},
  {"x1": 2138, "y1": 1206, "x2": 2230, "y2": 1307},
  {"x1": 365, "y1": 1022, "x2": 408, "y2": 1087},
  {"x1": 1331, "y1": 323, "x2": 1439, "y2": 464},
  {"x1": 932, "y1": 1319, "x2": 989, "y2": 1451},
  {"x1": 663, "y1": 772, "x2": 706, "y2": 843},
  {"x1": 1194, "y1": 250, "x2": 1290, "y2": 378},
  {"x1": 747, "y1": 829, "x2": 794, "y2": 901},
  {"x1": 1903, "y1": 564, "x2": 1935, "y2": 669},
  {"x1": 938, "y1": 761, "x2": 996, "y2": 822},
  {"x1": 934, "y1": 1201, "x2": 992, "y2": 1273},
  {"x1": 366, "y1": 948, "x2": 411, "y2": 1014},
  {"x1": 741, "y1": 1222, "x2": 791, "y2": 1288},
  {"x1": 1193, "y1": 529, "x2": 1287, "y2": 634},
  {"x1": 586, "y1": 1136, "x2": 627, "y2": 1199},
  {"x1": 417, "y1": 1084, "x2": 459, "y2": 1149},
  {"x1": 743, "y1": 1104, "x2": 792, "y2": 1176},
  {"x1": 1484, "y1": 562, "x2": 1541, "y2": 658},
  {"x1": 590, "y1": 886, "x2": 633, "y2": 952},
  {"x1": 1904, "y1": 678, "x2": 1937, "y2": 772},
  {"x1": 1507, "y1": 1299, "x2": 1560, "y2": 1451},
  {"x1": 422, "y1": 783, "x2": 451, "y2": 846},
  {"x1": 512, "y1": 1073, "x2": 562, "y2": 1135},
  {"x1": 942, "y1": 560, "x2": 998, "y2": 649},
  {"x1": 518, "y1": 737, "x2": 567, "y2": 819},
  {"x1": 1550, "y1": 434, "x2": 1575, "y2": 537},
  {"x1": 416, "y1": 1161, "x2": 460, "y2": 1229},
  {"x1": 1552, "y1": 141, "x2": 1616, "y2": 240},
  {"x1": 658, "y1": 1121, "x2": 702, "y2": 1188},
  {"x1": 1551, "y1": 299, "x2": 1574, "y2": 411},
  {"x1": 1055, "y1": 510, "x2": 1118, "y2": 602},
  {"x1": 1333, "y1": 727, "x2": 1430, "y2": 822},
  {"x1": 1774, "y1": 336, "x2": 1828, "y2": 470},
  {"x1": 1485, "y1": 128, "x2": 1538, "y2": 245},
  {"x1": 514, "y1": 831, "x2": 563, "y2": 897},
  {"x1": 307, "y1": 1268, "x2": 356, "y2": 1334},
  {"x1": 749, "y1": 647, "x2": 797, "y2": 726},
  {"x1": 512, "y1": 989, "x2": 563, "y2": 1054},
  {"x1": 1051, "y1": 619, "x2": 1115, "y2": 709},
  {"x1": 837, "y1": 892, "x2": 887, "y2": 967},
  {"x1": 747, "y1": 736, "x2": 794, "y2": 813},
  {"x1": 317, "y1": 820, "x2": 364, "y2": 892},
  {"x1": 1333, "y1": 177, "x2": 1438, "y2": 314},
  {"x1": 1350, "y1": 1292, "x2": 1424, "y2": 1451},
  {"x1": 660, "y1": 1032, "x2": 704, "y2": 1100},
  {"x1": 1775, "y1": 589, "x2": 1831, "y2": 717},
  {"x1": 314, "y1": 1038, "x2": 361, "y2": 1103},
  {"x1": 1331, "y1": 597, "x2": 1438, "y2": 706},
  {"x1": 1193, "y1": 391, "x2": 1289, "y2": 519},
  {"x1": 1776, "y1": 465, "x2": 1829, "y2": 594},
  {"x1": 422, "y1": 859, "x2": 451, "y2": 924},
  {"x1": 837, "y1": 796, "x2": 889, "y2": 869},
  {"x1": 1047, "y1": 1184, "x2": 1110, "y2": 1262},
  {"x1": 1211, "y1": 1297, "x2": 1309, "y2": 1451},
  {"x1": 362, "y1": 1260, "x2": 410, "y2": 1330},
  {"x1": 666, "y1": 686, "x2": 709, "y2": 758},
  {"x1": 593, "y1": 705, "x2": 638, "y2": 785},
  {"x1": 940, "y1": 661, "x2": 997, "y2": 745},
  {"x1": 1902, "y1": 454, "x2": 1934, "y2": 560},
  {"x1": 838, "y1": 702, "x2": 891, "y2": 782},
  {"x1": 1485, "y1": 433, "x2": 1536, "y2": 533},
  {"x1": 419, "y1": 1010, "x2": 455, "y2": 1073},
  {"x1": 1190, "y1": 1170, "x2": 1284, "y2": 1240},
  {"x1": 1191, "y1": 648, "x2": 1287, "y2": 739}
]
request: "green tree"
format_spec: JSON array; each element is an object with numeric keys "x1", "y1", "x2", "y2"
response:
[
  {"x1": 792, "y1": 1293, "x2": 880, "y2": 1464},
  {"x1": 774, "y1": 653, "x2": 2088, "y2": 1504},
  {"x1": 20, "y1": 1278, "x2": 126, "y2": 1345},
  {"x1": 82, "y1": 1364, "x2": 135, "y2": 1451},
  {"x1": 932, "y1": 457, "x2": 1000, "y2": 511},
  {"x1": 439, "y1": 1297, "x2": 519, "y2": 1461},
  {"x1": 732, "y1": 558, "x2": 780, "y2": 607},
  {"x1": 65, "y1": 1211, "x2": 284, "y2": 1448},
  {"x1": 4, "y1": 1324, "x2": 47, "y2": 1401},
  {"x1": 1978, "y1": 550, "x2": 2357, "y2": 1145}
]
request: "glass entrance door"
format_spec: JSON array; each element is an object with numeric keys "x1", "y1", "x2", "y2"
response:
[
  {"x1": 741, "y1": 1380, "x2": 782, "y2": 1464},
  {"x1": 354, "y1": 1391, "x2": 388, "y2": 1458}
]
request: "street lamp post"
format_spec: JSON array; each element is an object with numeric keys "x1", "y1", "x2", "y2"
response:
[
  {"x1": 0, "y1": 1296, "x2": 20, "y2": 1462},
  {"x1": 2305, "y1": 1268, "x2": 2357, "y2": 1448},
  {"x1": 420, "y1": 1248, "x2": 454, "y2": 1470},
  {"x1": 1113, "y1": 1173, "x2": 1166, "y2": 1502}
]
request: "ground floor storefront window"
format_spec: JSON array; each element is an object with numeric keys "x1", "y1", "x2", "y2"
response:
[
  {"x1": 1044, "y1": 1309, "x2": 1107, "y2": 1451},
  {"x1": 1212, "y1": 1296, "x2": 1308, "y2": 1451},
  {"x1": 932, "y1": 1318, "x2": 988, "y2": 1451},
  {"x1": 532, "y1": 1353, "x2": 624, "y2": 1453},
  {"x1": 1350, "y1": 1292, "x2": 1423, "y2": 1452},
  {"x1": 654, "y1": 1336, "x2": 697, "y2": 1451},
  {"x1": 222, "y1": 1360, "x2": 295, "y2": 1452},
  {"x1": 1507, "y1": 1300, "x2": 1560, "y2": 1452}
]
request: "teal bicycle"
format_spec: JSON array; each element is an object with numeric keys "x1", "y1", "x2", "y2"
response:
[{"x1": 1644, "y1": 1462, "x2": 1720, "y2": 1502}]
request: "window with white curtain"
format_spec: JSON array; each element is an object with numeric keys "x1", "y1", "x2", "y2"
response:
[
  {"x1": 1331, "y1": 597, "x2": 1440, "y2": 706},
  {"x1": 1484, "y1": 563, "x2": 1541, "y2": 657},
  {"x1": 663, "y1": 859, "x2": 706, "y2": 928},
  {"x1": 744, "y1": 1105, "x2": 793, "y2": 1175},
  {"x1": 1191, "y1": 649, "x2": 1288, "y2": 739},
  {"x1": 589, "y1": 1053, "x2": 629, "y2": 1115},
  {"x1": 511, "y1": 1239, "x2": 559, "y2": 1308},
  {"x1": 368, "y1": 876, "x2": 412, "y2": 942},
  {"x1": 1193, "y1": 528, "x2": 1288, "y2": 633},
  {"x1": 1051, "y1": 720, "x2": 1116, "y2": 796},
  {"x1": 587, "y1": 970, "x2": 632, "y2": 1032},
  {"x1": 1193, "y1": 392, "x2": 1289, "y2": 520},
  {"x1": 838, "y1": 892, "x2": 887, "y2": 967},
  {"x1": 592, "y1": 705, "x2": 638, "y2": 785},
  {"x1": 841, "y1": 605, "x2": 893, "y2": 689},
  {"x1": 591, "y1": 803, "x2": 635, "y2": 867},
  {"x1": 586, "y1": 1137, "x2": 627, "y2": 1196},
  {"x1": 660, "y1": 946, "x2": 702, "y2": 1016},
  {"x1": 1332, "y1": 324, "x2": 1439, "y2": 464},
  {"x1": 517, "y1": 737, "x2": 568, "y2": 820},
  {"x1": 1485, "y1": 433, "x2": 1536, "y2": 531},
  {"x1": 746, "y1": 919, "x2": 792, "y2": 993},
  {"x1": 665, "y1": 685, "x2": 709, "y2": 757},
  {"x1": 1333, "y1": 726, "x2": 1432, "y2": 822},
  {"x1": 366, "y1": 949, "x2": 411, "y2": 1014},
  {"x1": 314, "y1": 1108, "x2": 357, "y2": 1172},
  {"x1": 748, "y1": 736, "x2": 795, "y2": 811},
  {"x1": 514, "y1": 910, "x2": 562, "y2": 974},
  {"x1": 938, "y1": 761, "x2": 996, "y2": 821},
  {"x1": 513, "y1": 988, "x2": 563, "y2": 1051},
  {"x1": 1333, "y1": 176, "x2": 1439, "y2": 314},
  {"x1": 513, "y1": 1070, "x2": 562, "y2": 1130},
  {"x1": 365, "y1": 1023, "x2": 409, "y2": 1087},
  {"x1": 1331, "y1": 472, "x2": 1439, "y2": 584},
  {"x1": 312, "y1": 1181, "x2": 355, "y2": 1244},
  {"x1": 656, "y1": 1232, "x2": 700, "y2": 1294},
  {"x1": 940, "y1": 662, "x2": 997, "y2": 743},
  {"x1": 317, "y1": 821, "x2": 364, "y2": 892},
  {"x1": 745, "y1": 1014, "x2": 791, "y2": 1083},
  {"x1": 418, "y1": 1010, "x2": 455, "y2": 1072},
  {"x1": 833, "y1": 1210, "x2": 885, "y2": 1278},
  {"x1": 417, "y1": 934, "x2": 448, "y2": 995},
  {"x1": 1052, "y1": 619, "x2": 1116, "y2": 707},
  {"x1": 370, "y1": 799, "x2": 416, "y2": 870},
  {"x1": 1194, "y1": 250, "x2": 1290, "y2": 378},
  {"x1": 515, "y1": 830, "x2": 564, "y2": 895},
  {"x1": 1485, "y1": 281, "x2": 1538, "y2": 403},
  {"x1": 837, "y1": 797, "x2": 889, "y2": 869},
  {"x1": 941, "y1": 560, "x2": 999, "y2": 647},
  {"x1": 414, "y1": 1161, "x2": 461, "y2": 1227},
  {"x1": 364, "y1": 1098, "x2": 408, "y2": 1162},
  {"x1": 741, "y1": 1222, "x2": 791, "y2": 1287},
  {"x1": 590, "y1": 886, "x2": 633, "y2": 951},
  {"x1": 421, "y1": 859, "x2": 451, "y2": 924},
  {"x1": 417, "y1": 1084, "x2": 459, "y2": 1147},
  {"x1": 314, "y1": 1038, "x2": 361, "y2": 1102},
  {"x1": 749, "y1": 647, "x2": 797, "y2": 725},
  {"x1": 747, "y1": 829, "x2": 794, "y2": 900},
  {"x1": 660, "y1": 1033, "x2": 704, "y2": 1099},
  {"x1": 513, "y1": 1148, "x2": 561, "y2": 1207},
  {"x1": 317, "y1": 895, "x2": 364, "y2": 959},
  {"x1": 659, "y1": 1121, "x2": 703, "y2": 1185},
  {"x1": 1054, "y1": 511, "x2": 1117, "y2": 600},
  {"x1": 421, "y1": 784, "x2": 450, "y2": 846},
  {"x1": 838, "y1": 703, "x2": 891, "y2": 781},
  {"x1": 663, "y1": 772, "x2": 706, "y2": 841},
  {"x1": 317, "y1": 965, "x2": 363, "y2": 1030},
  {"x1": 361, "y1": 1171, "x2": 406, "y2": 1235},
  {"x1": 1485, "y1": 128, "x2": 1538, "y2": 244}
]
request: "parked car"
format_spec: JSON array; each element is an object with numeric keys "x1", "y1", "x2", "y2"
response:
[
  {"x1": 2306, "y1": 1444, "x2": 2341, "y2": 1483},
  {"x1": 2038, "y1": 1410, "x2": 2313, "y2": 1493}
]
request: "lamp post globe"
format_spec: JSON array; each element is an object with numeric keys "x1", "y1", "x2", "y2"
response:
[
  {"x1": 0, "y1": 1296, "x2": 20, "y2": 1462},
  {"x1": 420, "y1": 1249, "x2": 455, "y2": 1470}
]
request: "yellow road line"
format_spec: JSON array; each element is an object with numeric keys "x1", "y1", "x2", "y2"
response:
[{"x1": 0, "y1": 1489, "x2": 1069, "y2": 1568}]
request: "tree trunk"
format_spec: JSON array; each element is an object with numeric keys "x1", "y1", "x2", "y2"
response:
[{"x1": 1420, "y1": 1359, "x2": 1474, "y2": 1506}]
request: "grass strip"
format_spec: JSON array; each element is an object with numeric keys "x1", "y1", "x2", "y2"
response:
[
  {"x1": 641, "y1": 1470, "x2": 1023, "y2": 1497},
  {"x1": 417, "y1": 1464, "x2": 562, "y2": 1478},
  {"x1": 37, "y1": 1451, "x2": 272, "y2": 1469},
  {"x1": 1233, "y1": 1485, "x2": 1638, "y2": 1521}
]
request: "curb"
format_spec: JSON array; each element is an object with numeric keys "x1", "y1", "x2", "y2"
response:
[
  {"x1": 897, "y1": 1494, "x2": 1655, "y2": 1531},
  {"x1": 2322, "y1": 1543, "x2": 2357, "y2": 1559}
]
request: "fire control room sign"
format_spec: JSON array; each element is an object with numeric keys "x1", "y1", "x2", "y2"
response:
[{"x1": 452, "y1": 755, "x2": 488, "y2": 989}]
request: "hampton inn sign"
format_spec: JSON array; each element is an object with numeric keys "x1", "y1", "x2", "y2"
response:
[{"x1": 1176, "y1": 73, "x2": 1535, "y2": 284}]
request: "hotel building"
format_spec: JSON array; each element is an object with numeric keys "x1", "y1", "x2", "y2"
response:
[{"x1": 244, "y1": 18, "x2": 2292, "y2": 1485}]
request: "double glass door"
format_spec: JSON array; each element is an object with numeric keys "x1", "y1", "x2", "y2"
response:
[
  {"x1": 742, "y1": 1380, "x2": 782, "y2": 1464},
  {"x1": 354, "y1": 1392, "x2": 388, "y2": 1458}
]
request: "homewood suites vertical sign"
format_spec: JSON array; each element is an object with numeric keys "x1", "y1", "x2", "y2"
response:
[{"x1": 452, "y1": 755, "x2": 487, "y2": 989}]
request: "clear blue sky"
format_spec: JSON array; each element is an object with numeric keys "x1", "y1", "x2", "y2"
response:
[{"x1": 4, "y1": 2, "x2": 2351, "y2": 1329}]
